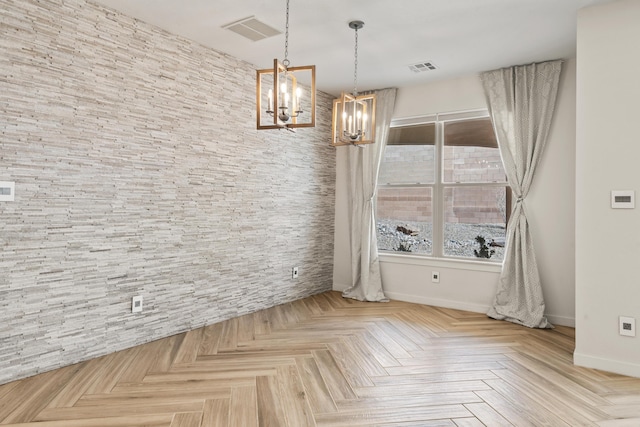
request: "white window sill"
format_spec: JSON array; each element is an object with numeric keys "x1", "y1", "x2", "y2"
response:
[{"x1": 378, "y1": 252, "x2": 503, "y2": 273}]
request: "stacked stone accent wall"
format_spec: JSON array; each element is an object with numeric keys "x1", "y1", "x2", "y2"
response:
[{"x1": 0, "y1": 0, "x2": 335, "y2": 384}]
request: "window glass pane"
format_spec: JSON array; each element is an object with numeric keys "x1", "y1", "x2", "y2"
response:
[
  {"x1": 443, "y1": 186, "x2": 508, "y2": 261},
  {"x1": 379, "y1": 123, "x2": 435, "y2": 184},
  {"x1": 443, "y1": 118, "x2": 506, "y2": 184},
  {"x1": 376, "y1": 187, "x2": 432, "y2": 255}
]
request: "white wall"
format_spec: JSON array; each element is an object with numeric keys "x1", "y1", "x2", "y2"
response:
[
  {"x1": 334, "y1": 64, "x2": 577, "y2": 327},
  {"x1": 575, "y1": 0, "x2": 640, "y2": 377}
]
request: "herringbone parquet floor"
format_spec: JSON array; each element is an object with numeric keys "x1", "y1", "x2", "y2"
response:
[{"x1": 1, "y1": 291, "x2": 640, "y2": 426}]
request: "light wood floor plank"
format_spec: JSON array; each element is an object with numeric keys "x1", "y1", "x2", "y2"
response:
[
  {"x1": 315, "y1": 404, "x2": 471, "y2": 426},
  {"x1": 174, "y1": 329, "x2": 205, "y2": 365},
  {"x1": 300, "y1": 295, "x2": 325, "y2": 316},
  {"x1": 504, "y1": 352, "x2": 612, "y2": 407},
  {"x1": 170, "y1": 412, "x2": 203, "y2": 427},
  {"x1": 463, "y1": 402, "x2": 513, "y2": 426},
  {"x1": 149, "y1": 334, "x2": 186, "y2": 374},
  {"x1": 483, "y1": 378, "x2": 574, "y2": 426},
  {"x1": 311, "y1": 349, "x2": 357, "y2": 401},
  {"x1": 201, "y1": 399, "x2": 229, "y2": 427},
  {"x1": 197, "y1": 322, "x2": 224, "y2": 357},
  {"x1": 1, "y1": 364, "x2": 81, "y2": 424},
  {"x1": 2, "y1": 291, "x2": 640, "y2": 426},
  {"x1": 110, "y1": 379, "x2": 244, "y2": 395},
  {"x1": 237, "y1": 313, "x2": 256, "y2": 344},
  {"x1": 117, "y1": 339, "x2": 166, "y2": 384},
  {"x1": 218, "y1": 317, "x2": 239, "y2": 353},
  {"x1": 495, "y1": 360, "x2": 611, "y2": 424},
  {"x1": 229, "y1": 385, "x2": 258, "y2": 427},
  {"x1": 325, "y1": 342, "x2": 375, "y2": 388},
  {"x1": 46, "y1": 355, "x2": 118, "y2": 408},
  {"x1": 141, "y1": 368, "x2": 277, "y2": 383},
  {"x1": 452, "y1": 417, "x2": 488, "y2": 427},
  {"x1": 83, "y1": 346, "x2": 142, "y2": 395},
  {"x1": 336, "y1": 391, "x2": 482, "y2": 412},
  {"x1": 256, "y1": 375, "x2": 287, "y2": 427},
  {"x1": 371, "y1": 319, "x2": 423, "y2": 353},
  {"x1": 75, "y1": 388, "x2": 230, "y2": 405},
  {"x1": 308, "y1": 292, "x2": 336, "y2": 313},
  {"x1": 365, "y1": 322, "x2": 413, "y2": 359},
  {"x1": 598, "y1": 404, "x2": 640, "y2": 418},
  {"x1": 370, "y1": 370, "x2": 498, "y2": 387},
  {"x1": 0, "y1": 381, "x2": 18, "y2": 402},
  {"x1": 275, "y1": 365, "x2": 315, "y2": 427},
  {"x1": 34, "y1": 400, "x2": 205, "y2": 422},
  {"x1": 380, "y1": 421, "x2": 456, "y2": 427},
  {"x1": 295, "y1": 356, "x2": 338, "y2": 414},
  {"x1": 386, "y1": 360, "x2": 505, "y2": 376},
  {"x1": 335, "y1": 336, "x2": 388, "y2": 378},
  {"x1": 597, "y1": 418, "x2": 640, "y2": 427},
  {"x1": 351, "y1": 331, "x2": 401, "y2": 368},
  {"x1": 354, "y1": 380, "x2": 492, "y2": 399},
  {"x1": 0, "y1": 414, "x2": 173, "y2": 427},
  {"x1": 474, "y1": 390, "x2": 540, "y2": 427}
]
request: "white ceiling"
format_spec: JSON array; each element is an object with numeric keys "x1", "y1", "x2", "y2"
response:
[{"x1": 91, "y1": 0, "x2": 612, "y2": 96}]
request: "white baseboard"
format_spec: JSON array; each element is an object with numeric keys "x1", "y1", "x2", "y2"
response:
[
  {"x1": 384, "y1": 291, "x2": 490, "y2": 315},
  {"x1": 545, "y1": 314, "x2": 575, "y2": 328},
  {"x1": 332, "y1": 285, "x2": 575, "y2": 327},
  {"x1": 574, "y1": 351, "x2": 640, "y2": 379}
]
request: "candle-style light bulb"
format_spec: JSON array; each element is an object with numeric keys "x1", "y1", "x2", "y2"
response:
[
  {"x1": 295, "y1": 87, "x2": 302, "y2": 112},
  {"x1": 280, "y1": 83, "x2": 287, "y2": 108}
]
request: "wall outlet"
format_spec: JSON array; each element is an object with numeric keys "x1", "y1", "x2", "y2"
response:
[
  {"x1": 292, "y1": 267, "x2": 299, "y2": 279},
  {"x1": 132, "y1": 295, "x2": 143, "y2": 313},
  {"x1": 619, "y1": 316, "x2": 635, "y2": 337},
  {"x1": 432, "y1": 271, "x2": 440, "y2": 283}
]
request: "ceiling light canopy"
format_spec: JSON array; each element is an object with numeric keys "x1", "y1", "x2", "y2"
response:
[
  {"x1": 256, "y1": 0, "x2": 316, "y2": 130},
  {"x1": 332, "y1": 20, "x2": 376, "y2": 146}
]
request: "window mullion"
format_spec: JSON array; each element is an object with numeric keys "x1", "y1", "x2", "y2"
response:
[{"x1": 433, "y1": 121, "x2": 444, "y2": 258}]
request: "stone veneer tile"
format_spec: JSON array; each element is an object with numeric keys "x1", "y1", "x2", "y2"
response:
[{"x1": 0, "y1": 0, "x2": 335, "y2": 384}]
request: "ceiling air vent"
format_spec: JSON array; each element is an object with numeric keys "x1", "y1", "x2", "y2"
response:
[
  {"x1": 222, "y1": 16, "x2": 281, "y2": 42},
  {"x1": 408, "y1": 61, "x2": 438, "y2": 73}
]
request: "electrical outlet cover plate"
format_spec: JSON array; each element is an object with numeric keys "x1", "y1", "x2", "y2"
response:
[
  {"x1": 619, "y1": 316, "x2": 636, "y2": 337},
  {"x1": 132, "y1": 295, "x2": 143, "y2": 313},
  {"x1": 432, "y1": 271, "x2": 440, "y2": 283},
  {"x1": 0, "y1": 181, "x2": 15, "y2": 202},
  {"x1": 292, "y1": 267, "x2": 299, "y2": 279}
]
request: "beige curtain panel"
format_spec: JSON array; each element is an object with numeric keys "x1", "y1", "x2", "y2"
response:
[
  {"x1": 342, "y1": 87, "x2": 397, "y2": 302},
  {"x1": 481, "y1": 60, "x2": 563, "y2": 328}
]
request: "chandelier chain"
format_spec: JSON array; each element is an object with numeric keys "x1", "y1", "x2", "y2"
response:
[
  {"x1": 353, "y1": 26, "x2": 359, "y2": 95},
  {"x1": 283, "y1": 0, "x2": 290, "y2": 67}
]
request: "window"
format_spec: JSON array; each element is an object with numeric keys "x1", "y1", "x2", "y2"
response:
[{"x1": 376, "y1": 111, "x2": 509, "y2": 261}]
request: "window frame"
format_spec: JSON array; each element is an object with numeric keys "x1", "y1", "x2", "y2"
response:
[{"x1": 378, "y1": 109, "x2": 509, "y2": 262}]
